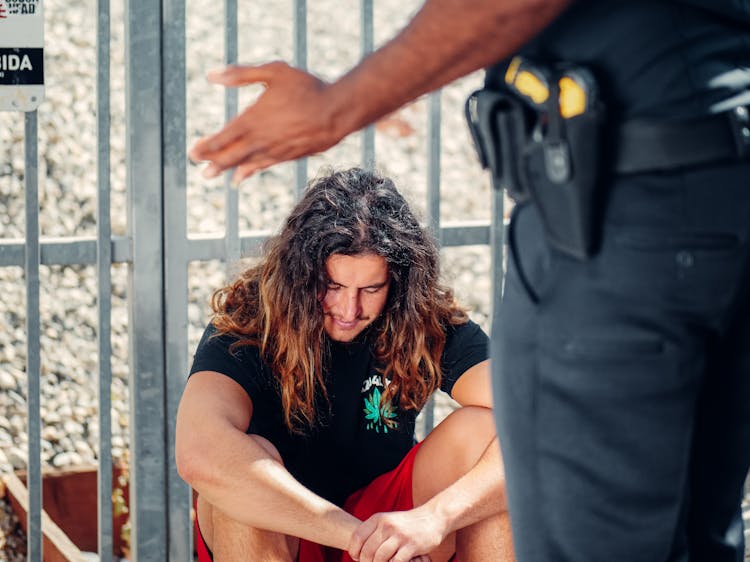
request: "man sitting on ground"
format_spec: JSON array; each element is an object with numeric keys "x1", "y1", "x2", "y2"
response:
[{"x1": 175, "y1": 168, "x2": 513, "y2": 562}]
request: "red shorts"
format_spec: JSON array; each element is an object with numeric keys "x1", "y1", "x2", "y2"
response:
[{"x1": 195, "y1": 443, "x2": 451, "y2": 561}]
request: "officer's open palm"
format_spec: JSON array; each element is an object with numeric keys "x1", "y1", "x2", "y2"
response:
[{"x1": 189, "y1": 62, "x2": 343, "y2": 185}]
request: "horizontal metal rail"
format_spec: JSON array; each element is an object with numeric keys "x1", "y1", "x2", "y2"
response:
[
  {"x1": 0, "y1": 222, "x2": 497, "y2": 268},
  {"x1": 0, "y1": 236, "x2": 132, "y2": 267}
]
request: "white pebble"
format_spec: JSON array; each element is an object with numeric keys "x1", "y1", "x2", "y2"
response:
[{"x1": 0, "y1": 371, "x2": 16, "y2": 390}]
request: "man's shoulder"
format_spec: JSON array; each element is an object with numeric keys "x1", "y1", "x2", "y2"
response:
[
  {"x1": 191, "y1": 322, "x2": 267, "y2": 380},
  {"x1": 443, "y1": 318, "x2": 489, "y2": 354}
]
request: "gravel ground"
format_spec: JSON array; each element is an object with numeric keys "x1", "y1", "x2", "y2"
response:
[{"x1": 0, "y1": 495, "x2": 25, "y2": 562}]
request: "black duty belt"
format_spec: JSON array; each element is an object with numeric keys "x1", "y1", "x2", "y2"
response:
[
  {"x1": 466, "y1": 84, "x2": 750, "y2": 260},
  {"x1": 615, "y1": 105, "x2": 750, "y2": 174}
]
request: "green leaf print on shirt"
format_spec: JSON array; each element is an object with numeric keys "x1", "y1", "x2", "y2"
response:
[{"x1": 363, "y1": 386, "x2": 399, "y2": 433}]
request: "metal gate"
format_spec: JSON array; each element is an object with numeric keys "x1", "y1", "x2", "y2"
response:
[{"x1": 0, "y1": 0, "x2": 502, "y2": 560}]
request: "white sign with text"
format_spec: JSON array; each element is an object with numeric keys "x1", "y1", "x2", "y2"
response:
[{"x1": 0, "y1": 0, "x2": 44, "y2": 112}]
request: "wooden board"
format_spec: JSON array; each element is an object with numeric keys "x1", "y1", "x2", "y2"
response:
[
  {"x1": 3, "y1": 472, "x2": 86, "y2": 562},
  {"x1": 4, "y1": 465, "x2": 130, "y2": 560}
]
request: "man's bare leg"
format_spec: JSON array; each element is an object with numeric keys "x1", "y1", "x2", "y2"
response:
[
  {"x1": 453, "y1": 445, "x2": 515, "y2": 561},
  {"x1": 412, "y1": 406, "x2": 514, "y2": 562},
  {"x1": 455, "y1": 510, "x2": 514, "y2": 561},
  {"x1": 195, "y1": 434, "x2": 300, "y2": 562},
  {"x1": 197, "y1": 494, "x2": 299, "y2": 562}
]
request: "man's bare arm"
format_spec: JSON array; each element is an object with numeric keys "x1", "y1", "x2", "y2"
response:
[
  {"x1": 189, "y1": 0, "x2": 573, "y2": 183},
  {"x1": 175, "y1": 371, "x2": 360, "y2": 550},
  {"x1": 330, "y1": 0, "x2": 572, "y2": 136}
]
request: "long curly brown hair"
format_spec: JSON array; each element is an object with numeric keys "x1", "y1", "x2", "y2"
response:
[{"x1": 211, "y1": 168, "x2": 468, "y2": 433}]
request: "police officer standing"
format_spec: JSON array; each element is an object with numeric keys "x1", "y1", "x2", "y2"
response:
[{"x1": 190, "y1": 1, "x2": 750, "y2": 560}]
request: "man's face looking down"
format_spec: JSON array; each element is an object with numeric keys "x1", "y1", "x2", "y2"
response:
[{"x1": 321, "y1": 253, "x2": 391, "y2": 342}]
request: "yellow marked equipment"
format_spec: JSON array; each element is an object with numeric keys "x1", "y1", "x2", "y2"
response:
[
  {"x1": 559, "y1": 76, "x2": 587, "y2": 118},
  {"x1": 504, "y1": 56, "x2": 589, "y2": 118},
  {"x1": 514, "y1": 71, "x2": 550, "y2": 105}
]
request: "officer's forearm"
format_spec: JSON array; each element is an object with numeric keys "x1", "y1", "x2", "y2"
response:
[{"x1": 328, "y1": 0, "x2": 573, "y2": 137}]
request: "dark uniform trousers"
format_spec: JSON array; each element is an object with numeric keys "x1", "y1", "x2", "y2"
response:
[{"x1": 495, "y1": 161, "x2": 750, "y2": 561}]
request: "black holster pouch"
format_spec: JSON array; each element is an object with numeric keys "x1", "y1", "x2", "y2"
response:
[{"x1": 466, "y1": 69, "x2": 607, "y2": 260}]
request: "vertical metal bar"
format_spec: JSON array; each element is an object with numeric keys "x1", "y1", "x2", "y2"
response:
[
  {"x1": 426, "y1": 91, "x2": 442, "y2": 240},
  {"x1": 224, "y1": 0, "x2": 240, "y2": 271},
  {"x1": 422, "y1": 90, "x2": 441, "y2": 433},
  {"x1": 124, "y1": 0, "x2": 168, "y2": 558},
  {"x1": 163, "y1": 0, "x2": 191, "y2": 560},
  {"x1": 96, "y1": 0, "x2": 114, "y2": 558},
  {"x1": 293, "y1": 0, "x2": 308, "y2": 197},
  {"x1": 24, "y1": 110, "x2": 42, "y2": 562},
  {"x1": 360, "y1": 0, "x2": 375, "y2": 168}
]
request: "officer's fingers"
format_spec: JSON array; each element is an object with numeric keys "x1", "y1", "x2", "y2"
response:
[
  {"x1": 189, "y1": 108, "x2": 259, "y2": 161},
  {"x1": 232, "y1": 155, "x2": 278, "y2": 186},
  {"x1": 232, "y1": 137, "x2": 329, "y2": 184},
  {"x1": 206, "y1": 61, "x2": 290, "y2": 87},
  {"x1": 189, "y1": 130, "x2": 238, "y2": 162},
  {"x1": 197, "y1": 135, "x2": 258, "y2": 179}
]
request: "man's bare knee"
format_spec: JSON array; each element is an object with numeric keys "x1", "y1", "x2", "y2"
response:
[
  {"x1": 249, "y1": 434, "x2": 285, "y2": 464},
  {"x1": 435, "y1": 406, "x2": 496, "y2": 472}
]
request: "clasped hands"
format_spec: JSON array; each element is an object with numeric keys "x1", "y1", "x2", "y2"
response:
[{"x1": 347, "y1": 505, "x2": 447, "y2": 562}]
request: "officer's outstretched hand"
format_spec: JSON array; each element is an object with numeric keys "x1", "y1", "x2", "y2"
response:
[
  {"x1": 189, "y1": 62, "x2": 345, "y2": 185},
  {"x1": 348, "y1": 506, "x2": 443, "y2": 562}
]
